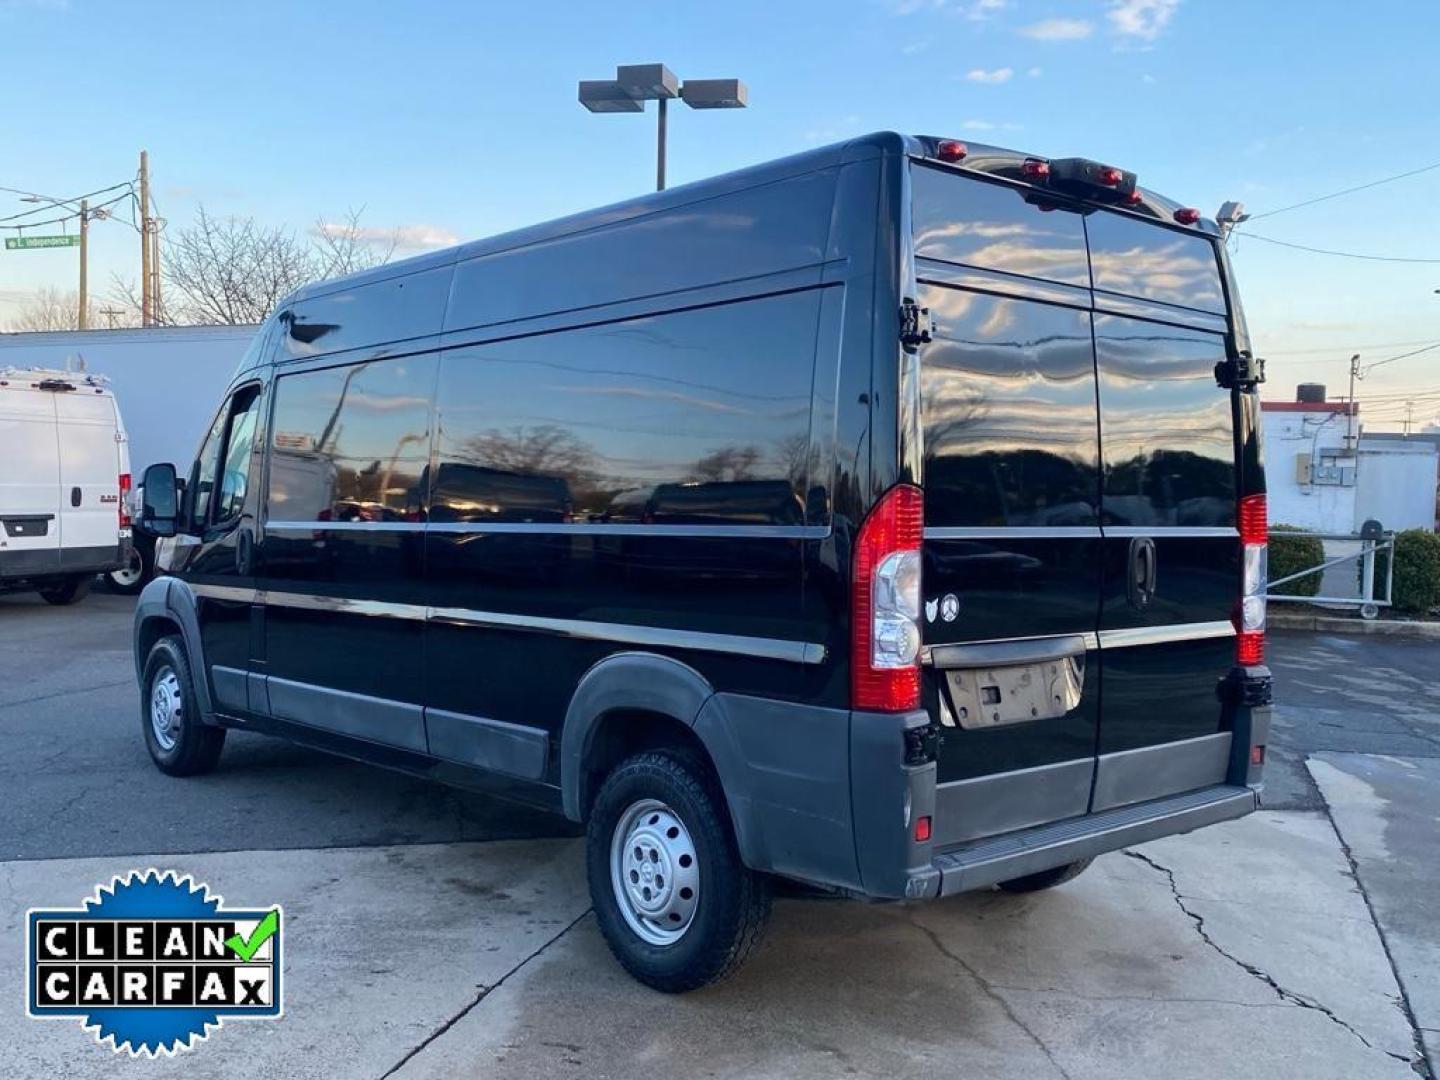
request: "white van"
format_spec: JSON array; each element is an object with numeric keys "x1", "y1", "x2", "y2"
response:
[{"x1": 0, "y1": 367, "x2": 130, "y2": 604}]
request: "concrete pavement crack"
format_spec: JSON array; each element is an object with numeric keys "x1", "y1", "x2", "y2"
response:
[
  {"x1": 1314, "y1": 789, "x2": 1436, "y2": 1079},
  {"x1": 907, "y1": 916, "x2": 1075, "y2": 1080},
  {"x1": 375, "y1": 906, "x2": 593, "y2": 1080},
  {"x1": 1123, "y1": 849, "x2": 1417, "y2": 1070}
]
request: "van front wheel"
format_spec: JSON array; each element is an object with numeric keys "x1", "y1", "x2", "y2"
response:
[
  {"x1": 586, "y1": 749, "x2": 770, "y2": 992},
  {"x1": 141, "y1": 636, "x2": 225, "y2": 776}
]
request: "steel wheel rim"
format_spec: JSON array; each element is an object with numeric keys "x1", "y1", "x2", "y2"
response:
[
  {"x1": 150, "y1": 666, "x2": 182, "y2": 751},
  {"x1": 610, "y1": 798, "x2": 700, "y2": 946},
  {"x1": 112, "y1": 549, "x2": 144, "y2": 588}
]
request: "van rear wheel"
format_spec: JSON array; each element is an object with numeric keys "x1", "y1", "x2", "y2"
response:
[
  {"x1": 141, "y1": 635, "x2": 226, "y2": 776},
  {"x1": 106, "y1": 544, "x2": 150, "y2": 594},
  {"x1": 586, "y1": 749, "x2": 770, "y2": 992},
  {"x1": 996, "y1": 858, "x2": 1093, "y2": 893},
  {"x1": 38, "y1": 575, "x2": 91, "y2": 606}
]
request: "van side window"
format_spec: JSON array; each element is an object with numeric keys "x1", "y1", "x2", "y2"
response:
[
  {"x1": 911, "y1": 164, "x2": 1090, "y2": 287},
  {"x1": 213, "y1": 389, "x2": 262, "y2": 522},
  {"x1": 1086, "y1": 211, "x2": 1226, "y2": 313},
  {"x1": 266, "y1": 356, "x2": 437, "y2": 523},
  {"x1": 920, "y1": 286, "x2": 1100, "y2": 528},
  {"x1": 189, "y1": 406, "x2": 230, "y2": 526},
  {"x1": 432, "y1": 292, "x2": 821, "y2": 526}
]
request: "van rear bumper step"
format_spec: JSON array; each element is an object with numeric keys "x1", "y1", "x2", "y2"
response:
[{"x1": 923, "y1": 784, "x2": 1258, "y2": 897}]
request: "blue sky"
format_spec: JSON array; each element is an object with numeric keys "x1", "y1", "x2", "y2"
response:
[{"x1": 2, "y1": 0, "x2": 1438, "y2": 429}]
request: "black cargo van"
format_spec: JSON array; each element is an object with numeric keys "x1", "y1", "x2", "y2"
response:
[{"x1": 132, "y1": 133, "x2": 1271, "y2": 992}]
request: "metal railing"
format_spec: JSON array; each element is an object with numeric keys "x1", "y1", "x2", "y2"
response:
[{"x1": 1267, "y1": 528, "x2": 1395, "y2": 620}]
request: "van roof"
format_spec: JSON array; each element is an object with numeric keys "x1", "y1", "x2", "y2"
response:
[
  {"x1": 286, "y1": 130, "x2": 1213, "y2": 307},
  {"x1": 0, "y1": 366, "x2": 113, "y2": 395}
]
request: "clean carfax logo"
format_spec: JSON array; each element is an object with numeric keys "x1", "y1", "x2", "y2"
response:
[{"x1": 26, "y1": 869, "x2": 283, "y2": 1056}]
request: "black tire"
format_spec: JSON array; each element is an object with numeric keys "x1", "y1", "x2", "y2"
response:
[
  {"x1": 996, "y1": 858, "x2": 1093, "y2": 894},
  {"x1": 105, "y1": 543, "x2": 151, "y2": 595},
  {"x1": 586, "y1": 749, "x2": 770, "y2": 993},
  {"x1": 39, "y1": 575, "x2": 91, "y2": 606},
  {"x1": 140, "y1": 635, "x2": 226, "y2": 777}
]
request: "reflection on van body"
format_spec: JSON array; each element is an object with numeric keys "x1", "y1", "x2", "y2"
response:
[{"x1": 133, "y1": 134, "x2": 1270, "y2": 993}]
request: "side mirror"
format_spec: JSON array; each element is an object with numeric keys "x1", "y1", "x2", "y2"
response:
[{"x1": 138, "y1": 462, "x2": 180, "y2": 538}]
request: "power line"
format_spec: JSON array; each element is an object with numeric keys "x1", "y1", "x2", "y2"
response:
[
  {"x1": 1234, "y1": 232, "x2": 1440, "y2": 264},
  {"x1": 1246, "y1": 160, "x2": 1440, "y2": 222},
  {"x1": 0, "y1": 180, "x2": 135, "y2": 223},
  {"x1": 1263, "y1": 337, "x2": 1439, "y2": 356},
  {"x1": 1362, "y1": 341, "x2": 1440, "y2": 374}
]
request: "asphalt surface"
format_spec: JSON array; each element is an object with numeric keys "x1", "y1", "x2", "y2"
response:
[
  {"x1": 0, "y1": 591, "x2": 575, "y2": 861},
  {"x1": 0, "y1": 591, "x2": 1434, "y2": 1078}
]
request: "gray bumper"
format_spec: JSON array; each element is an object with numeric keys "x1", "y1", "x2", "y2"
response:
[{"x1": 907, "y1": 783, "x2": 1257, "y2": 899}]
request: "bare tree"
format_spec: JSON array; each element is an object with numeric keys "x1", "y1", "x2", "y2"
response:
[
  {"x1": 4, "y1": 287, "x2": 109, "y2": 333},
  {"x1": 157, "y1": 205, "x2": 396, "y2": 326},
  {"x1": 161, "y1": 207, "x2": 318, "y2": 325}
]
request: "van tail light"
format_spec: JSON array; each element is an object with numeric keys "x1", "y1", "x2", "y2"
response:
[
  {"x1": 1236, "y1": 494, "x2": 1267, "y2": 665},
  {"x1": 118, "y1": 473, "x2": 132, "y2": 528},
  {"x1": 852, "y1": 484, "x2": 924, "y2": 711}
]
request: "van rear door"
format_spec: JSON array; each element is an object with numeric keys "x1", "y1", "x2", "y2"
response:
[
  {"x1": 911, "y1": 163, "x2": 1105, "y2": 844},
  {"x1": 0, "y1": 381, "x2": 62, "y2": 576},
  {"x1": 1086, "y1": 211, "x2": 1240, "y2": 810},
  {"x1": 55, "y1": 387, "x2": 123, "y2": 571}
]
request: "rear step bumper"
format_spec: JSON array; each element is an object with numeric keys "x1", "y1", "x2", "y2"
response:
[{"x1": 909, "y1": 784, "x2": 1258, "y2": 898}]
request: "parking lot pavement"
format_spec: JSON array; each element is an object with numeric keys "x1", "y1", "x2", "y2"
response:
[
  {"x1": 0, "y1": 813, "x2": 1419, "y2": 1080},
  {"x1": 0, "y1": 592, "x2": 576, "y2": 861},
  {"x1": 0, "y1": 599, "x2": 1433, "y2": 1077}
]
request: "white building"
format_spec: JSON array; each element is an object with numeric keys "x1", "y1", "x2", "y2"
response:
[{"x1": 1262, "y1": 384, "x2": 1438, "y2": 534}]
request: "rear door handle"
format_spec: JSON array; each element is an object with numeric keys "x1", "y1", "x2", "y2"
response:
[
  {"x1": 1127, "y1": 536, "x2": 1157, "y2": 610},
  {"x1": 70, "y1": 486, "x2": 82, "y2": 507}
]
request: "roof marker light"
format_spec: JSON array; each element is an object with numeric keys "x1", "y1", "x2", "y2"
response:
[
  {"x1": 1174, "y1": 207, "x2": 1201, "y2": 225},
  {"x1": 1097, "y1": 166, "x2": 1123, "y2": 186},
  {"x1": 1124, "y1": 191, "x2": 1143, "y2": 206},
  {"x1": 1021, "y1": 158, "x2": 1050, "y2": 179},
  {"x1": 936, "y1": 140, "x2": 968, "y2": 163}
]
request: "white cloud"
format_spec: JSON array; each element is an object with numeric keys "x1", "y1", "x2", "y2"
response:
[
  {"x1": 1027, "y1": 66, "x2": 1043, "y2": 77},
  {"x1": 961, "y1": 119, "x2": 996, "y2": 130},
  {"x1": 314, "y1": 222, "x2": 459, "y2": 251},
  {"x1": 965, "y1": 0, "x2": 1009, "y2": 19},
  {"x1": 1107, "y1": 0, "x2": 1180, "y2": 40},
  {"x1": 1141, "y1": 73, "x2": 1157, "y2": 83},
  {"x1": 1019, "y1": 17, "x2": 1093, "y2": 40},
  {"x1": 901, "y1": 39, "x2": 931, "y2": 54},
  {"x1": 965, "y1": 66, "x2": 1014, "y2": 83}
]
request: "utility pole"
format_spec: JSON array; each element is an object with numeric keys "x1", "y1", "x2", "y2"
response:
[
  {"x1": 77, "y1": 198, "x2": 89, "y2": 330},
  {"x1": 1345, "y1": 353, "x2": 1361, "y2": 451},
  {"x1": 150, "y1": 223, "x2": 161, "y2": 324},
  {"x1": 1404, "y1": 400, "x2": 1414, "y2": 437},
  {"x1": 98, "y1": 306, "x2": 124, "y2": 329},
  {"x1": 139, "y1": 150, "x2": 151, "y2": 326}
]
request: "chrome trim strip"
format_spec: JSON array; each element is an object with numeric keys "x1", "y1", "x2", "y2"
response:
[
  {"x1": 190, "y1": 582, "x2": 260, "y2": 604},
  {"x1": 1097, "y1": 621, "x2": 1235, "y2": 649},
  {"x1": 928, "y1": 633, "x2": 1089, "y2": 671},
  {"x1": 263, "y1": 590, "x2": 424, "y2": 620},
  {"x1": 227, "y1": 586, "x2": 826, "y2": 664},
  {"x1": 1102, "y1": 526, "x2": 1238, "y2": 538},
  {"x1": 266, "y1": 520, "x2": 831, "y2": 539},
  {"x1": 429, "y1": 604, "x2": 827, "y2": 665},
  {"x1": 265, "y1": 521, "x2": 424, "y2": 533},
  {"x1": 924, "y1": 526, "x2": 1103, "y2": 540},
  {"x1": 922, "y1": 630, "x2": 1099, "y2": 666},
  {"x1": 1091, "y1": 732, "x2": 1233, "y2": 813}
]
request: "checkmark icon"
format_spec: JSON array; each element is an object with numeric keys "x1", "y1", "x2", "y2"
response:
[{"x1": 225, "y1": 910, "x2": 279, "y2": 962}]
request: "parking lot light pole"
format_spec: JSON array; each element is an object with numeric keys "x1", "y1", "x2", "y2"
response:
[{"x1": 578, "y1": 63, "x2": 748, "y2": 191}]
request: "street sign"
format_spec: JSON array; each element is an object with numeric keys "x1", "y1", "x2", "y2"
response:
[{"x1": 4, "y1": 235, "x2": 80, "y2": 250}]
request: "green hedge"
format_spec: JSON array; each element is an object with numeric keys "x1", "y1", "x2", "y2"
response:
[
  {"x1": 1387, "y1": 529, "x2": 1440, "y2": 614},
  {"x1": 1269, "y1": 525, "x2": 1324, "y2": 598}
]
